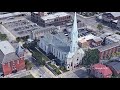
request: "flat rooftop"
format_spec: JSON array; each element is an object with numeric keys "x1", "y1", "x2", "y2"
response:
[
  {"x1": 0, "y1": 12, "x2": 24, "y2": 20},
  {"x1": 0, "y1": 41, "x2": 15, "y2": 55},
  {"x1": 106, "y1": 34, "x2": 120, "y2": 42},
  {"x1": 41, "y1": 12, "x2": 70, "y2": 21},
  {"x1": 78, "y1": 34, "x2": 95, "y2": 41},
  {"x1": 97, "y1": 42, "x2": 120, "y2": 52}
]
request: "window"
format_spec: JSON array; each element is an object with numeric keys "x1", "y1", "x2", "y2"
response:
[
  {"x1": 45, "y1": 46, "x2": 46, "y2": 51},
  {"x1": 62, "y1": 55, "x2": 64, "y2": 59},
  {"x1": 8, "y1": 62, "x2": 10, "y2": 67},
  {"x1": 12, "y1": 66, "x2": 16, "y2": 70},
  {"x1": 57, "y1": 51, "x2": 58, "y2": 56},
  {"x1": 17, "y1": 60, "x2": 19, "y2": 64},
  {"x1": 54, "y1": 49, "x2": 55, "y2": 54},
  {"x1": 59, "y1": 52, "x2": 60, "y2": 58}
]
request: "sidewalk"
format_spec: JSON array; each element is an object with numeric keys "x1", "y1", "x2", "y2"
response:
[
  {"x1": 57, "y1": 67, "x2": 87, "y2": 78},
  {"x1": 4, "y1": 69, "x2": 31, "y2": 78},
  {"x1": 29, "y1": 70, "x2": 40, "y2": 78},
  {"x1": 43, "y1": 66, "x2": 56, "y2": 78}
]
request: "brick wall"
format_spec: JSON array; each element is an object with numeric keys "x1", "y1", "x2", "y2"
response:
[
  {"x1": 2, "y1": 58, "x2": 25, "y2": 76},
  {"x1": 99, "y1": 46, "x2": 119, "y2": 60}
]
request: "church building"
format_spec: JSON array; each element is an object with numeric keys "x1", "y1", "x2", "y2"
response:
[
  {"x1": 0, "y1": 41, "x2": 25, "y2": 76},
  {"x1": 39, "y1": 13, "x2": 85, "y2": 70}
]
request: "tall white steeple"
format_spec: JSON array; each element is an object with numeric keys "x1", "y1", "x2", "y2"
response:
[{"x1": 70, "y1": 12, "x2": 78, "y2": 53}]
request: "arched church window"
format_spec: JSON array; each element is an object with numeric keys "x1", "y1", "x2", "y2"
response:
[{"x1": 59, "y1": 52, "x2": 60, "y2": 58}]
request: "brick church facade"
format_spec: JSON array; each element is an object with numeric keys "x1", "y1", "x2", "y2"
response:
[{"x1": 0, "y1": 41, "x2": 25, "y2": 76}]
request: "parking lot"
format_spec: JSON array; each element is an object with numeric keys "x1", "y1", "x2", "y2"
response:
[
  {"x1": 68, "y1": 12, "x2": 116, "y2": 34},
  {"x1": 78, "y1": 28, "x2": 97, "y2": 37}
]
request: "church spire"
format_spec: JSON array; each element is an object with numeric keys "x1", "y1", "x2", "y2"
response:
[
  {"x1": 70, "y1": 12, "x2": 78, "y2": 53},
  {"x1": 72, "y1": 12, "x2": 78, "y2": 34}
]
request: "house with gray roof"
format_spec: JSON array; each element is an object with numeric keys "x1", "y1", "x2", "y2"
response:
[{"x1": 106, "y1": 61, "x2": 120, "y2": 75}]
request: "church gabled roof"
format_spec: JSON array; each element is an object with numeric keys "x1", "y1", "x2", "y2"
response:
[{"x1": 16, "y1": 42, "x2": 24, "y2": 57}]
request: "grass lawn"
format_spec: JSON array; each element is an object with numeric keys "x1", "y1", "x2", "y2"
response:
[
  {"x1": 21, "y1": 74, "x2": 34, "y2": 78},
  {"x1": 31, "y1": 48, "x2": 49, "y2": 65},
  {"x1": 47, "y1": 62, "x2": 61, "y2": 75},
  {"x1": 59, "y1": 67, "x2": 69, "y2": 72},
  {"x1": 48, "y1": 62, "x2": 57, "y2": 69}
]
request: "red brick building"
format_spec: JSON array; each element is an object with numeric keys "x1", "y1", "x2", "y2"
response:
[
  {"x1": 31, "y1": 12, "x2": 72, "y2": 27},
  {"x1": 98, "y1": 42, "x2": 120, "y2": 60},
  {"x1": 90, "y1": 63, "x2": 112, "y2": 78},
  {"x1": 0, "y1": 41, "x2": 25, "y2": 76}
]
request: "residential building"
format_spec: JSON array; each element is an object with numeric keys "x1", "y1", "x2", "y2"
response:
[
  {"x1": 38, "y1": 13, "x2": 85, "y2": 70},
  {"x1": 78, "y1": 34, "x2": 103, "y2": 48},
  {"x1": 116, "y1": 19, "x2": 120, "y2": 29},
  {"x1": 0, "y1": 41, "x2": 25, "y2": 76},
  {"x1": 90, "y1": 63, "x2": 112, "y2": 78},
  {"x1": 97, "y1": 42, "x2": 120, "y2": 60},
  {"x1": 102, "y1": 12, "x2": 120, "y2": 22},
  {"x1": 31, "y1": 12, "x2": 72, "y2": 27},
  {"x1": 101, "y1": 12, "x2": 120, "y2": 29},
  {"x1": 106, "y1": 61, "x2": 120, "y2": 76}
]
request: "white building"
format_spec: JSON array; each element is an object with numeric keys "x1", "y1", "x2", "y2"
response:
[{"x1": 39, "y1": 13, "x2": 85, "y2": 70}]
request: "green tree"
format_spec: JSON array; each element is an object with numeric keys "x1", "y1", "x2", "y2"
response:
[
  {"x1": 0, "y1": 33, "x2": 7, "y2": 41},
  {"x1": 116, "y1": 32, "x2": 120, "y2": 35},
  {"x1": 60, "y1": 66, "x2": 65, "y2": 71},
  {"x1": 82, "y1": 49, "x2": 99, "y2": 65},
  {"x1": 16, "y1": 37, "x2": 21, "y2": 42},
  {"x1": 97, "y1": 24, "x2": 103, "y2": 31},
  {"x1": 25, "y1": 60, "x2": 33, "y2": 70},
  {"x1": 55, "y1": 68, "x2": 61, "y2": 75}
]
